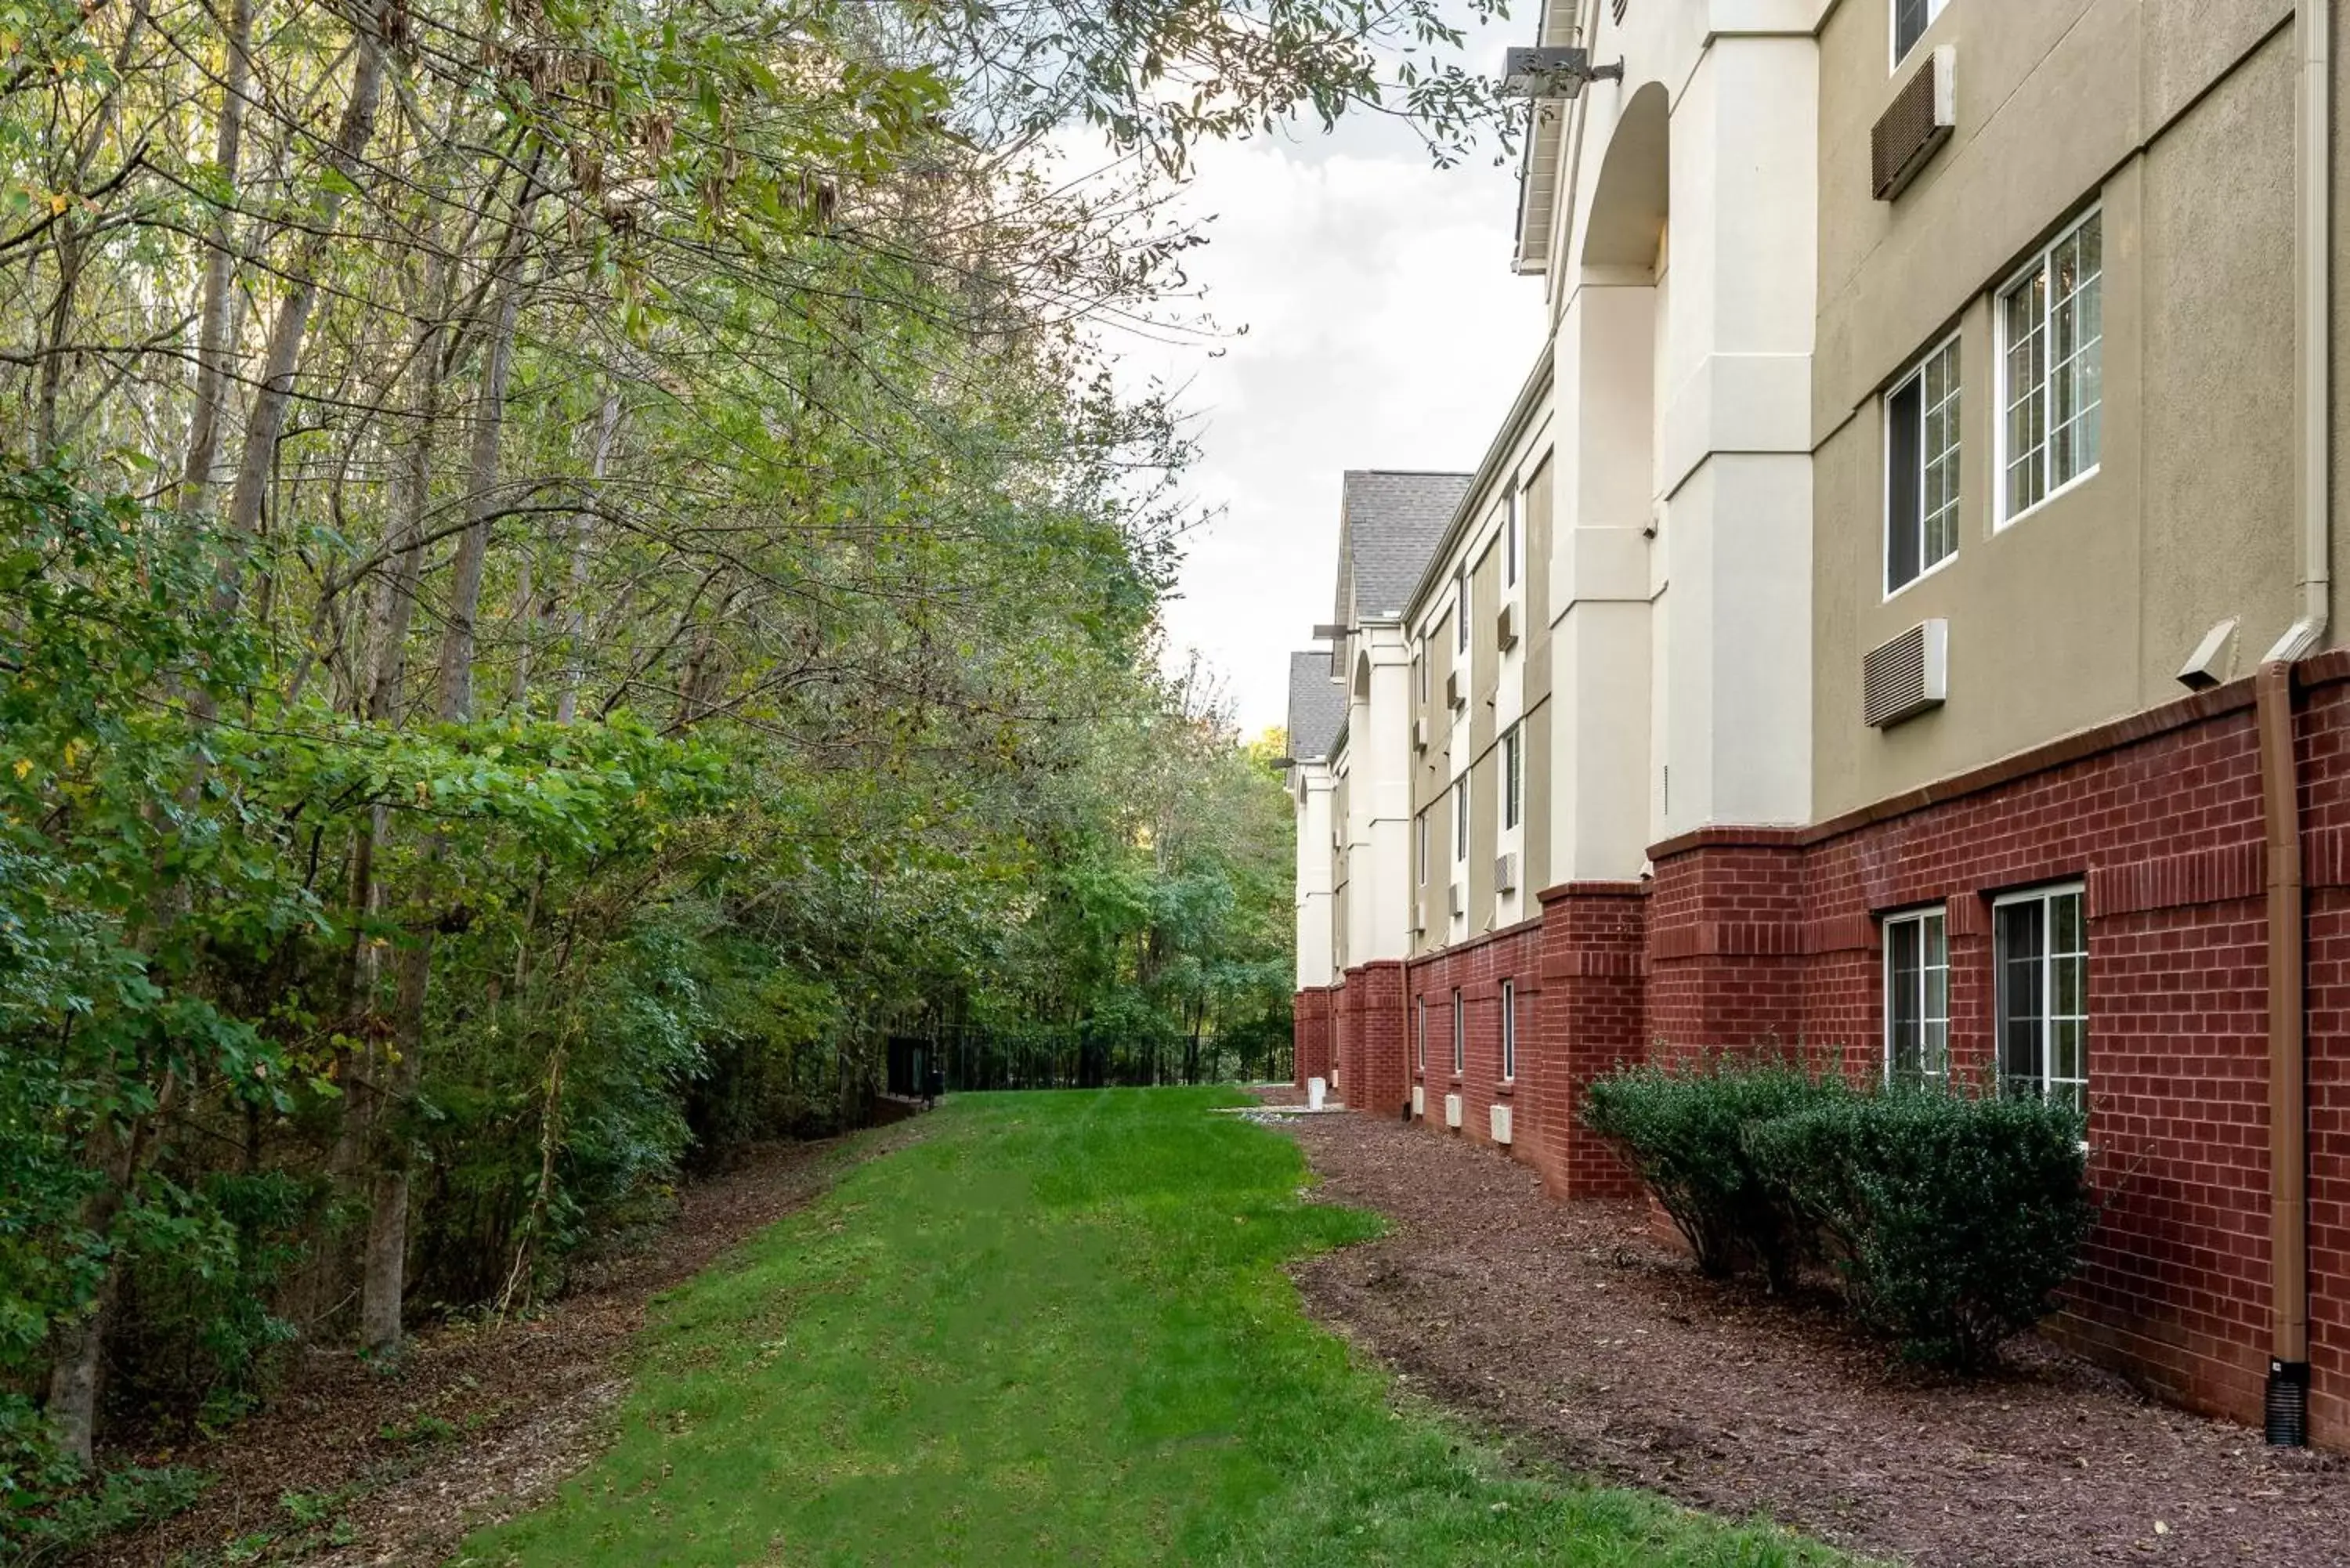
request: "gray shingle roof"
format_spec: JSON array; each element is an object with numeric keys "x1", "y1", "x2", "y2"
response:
[
  {"x1": 1286, "y1": 651, "x2": 1347, "y2": 763},
  {"x1": 1336, "y1": 470, "x2": 1473, "y2": 623}
]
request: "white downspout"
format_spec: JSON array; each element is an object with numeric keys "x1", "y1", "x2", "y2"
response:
[{"x1": 2268, "y1": 0, "x2": 2333, "y2": 663}]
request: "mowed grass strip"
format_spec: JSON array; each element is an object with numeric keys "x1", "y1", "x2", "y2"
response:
[{"x1": 454, "y1": 1089, "x2": 1861, "y2": 1567}]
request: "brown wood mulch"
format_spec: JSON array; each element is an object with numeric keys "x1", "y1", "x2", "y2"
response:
[
  {"x1": 69, "y1": 1122, "x2": 924, "y2": 1568},
  {"x1": 1258, "y1": 1094, "x2": 2350, "y2": 1568}
]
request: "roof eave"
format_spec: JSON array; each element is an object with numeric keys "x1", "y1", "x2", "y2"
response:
[{"x1": 1399, "y1": 339, "x2": 1558, "y2": 627}]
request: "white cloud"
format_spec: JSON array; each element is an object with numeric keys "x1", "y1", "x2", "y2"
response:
[{"x1": 1111, "y1": 127, "x2": 1545, "y2": 737}]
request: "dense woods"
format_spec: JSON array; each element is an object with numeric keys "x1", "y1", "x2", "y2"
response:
[{"x1": 0, "y1": 0, "x2": 1504, "y2": 1530}]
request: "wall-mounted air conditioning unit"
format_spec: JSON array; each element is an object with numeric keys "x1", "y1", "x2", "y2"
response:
[
  {"x1": 1411, "y1": 904, "x2": 1427, "y2": 937},
  {"x1": 1872, "y1": 45, "x2": 1955, "y2": 201},
  {"x1": 1448, "y1": 881, "x2": 1466, "y2": 917},
  {"x1": 1494, "y1": 852, "x2": 1518, "y2": 894},
  {"x1": 1863, "y1": 618, "x2": 1949, "y2": 728},
  {"x1": 1444, "y1": 668, "x2": 1464, "y2": 710},
  {"x1": 1412, "y1": 714, "x2": 1429, "y2": 751},
  {"x1": 1412, "y1": 1085, "x2": 1426, "y2": 1118},
  {"x1": 1490, "y1": 1103, "x2": 1513, "y2": 1144},
  {"x1": 1444, "y1": 1093, "x2": 1463, "y2": 1129},
  {"x1": 1494, "y1": 602, "x2": 1519, "y2": 652}
]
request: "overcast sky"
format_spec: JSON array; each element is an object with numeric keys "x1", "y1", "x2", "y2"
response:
[{"x1": 1106, "y1": 58, "x2": 1548, "y2": 739}]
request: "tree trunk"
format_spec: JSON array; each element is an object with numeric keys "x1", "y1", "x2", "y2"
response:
[
  {"x1": 554, "y1": 390, "x2": 620, "y2": 724},
  {"x1": 217, "y1": 2, "x2": 389, "y2": 609},
  {"x1": 176, "y1": 0, "x2": 254, "y2": 514},
  {"x1": 362, "y1": 201, "x2": 535, "y2": 1353},
  {"x1": 432, "y1": 247, "x2": 531, "y2": 722},
  {"x1": 43, "y1": 1072, "x2": 173, "y2": 1469},
  {"x1": 359, "y1": 930, "x2": 428, "y2": 1352}
]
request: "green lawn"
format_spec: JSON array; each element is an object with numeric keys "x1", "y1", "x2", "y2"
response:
[{"x1": 454, "y1": 1089, "x2": 1857, "y2": 1567}]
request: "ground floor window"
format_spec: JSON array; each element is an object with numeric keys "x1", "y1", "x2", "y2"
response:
[
  {"x1": 1995, "y1": 883, "x2": 2087, "y2": 1110},
  {"x1": 1499, "y1": 979, "x2": 1517, "y2": 1081},
  {"x1": 1416, "y1": 997, "x2": 1426, "y2": 1071},
  {"x1": 1451, "y1": 988, "x2": 1464, "y2": 1075},
  {"x1": 1883, "y1": 907, "x2": 1948, "y2": 1087}
]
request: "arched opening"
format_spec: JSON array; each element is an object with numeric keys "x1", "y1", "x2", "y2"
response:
[
  {"x1": 1352, "y1": 651, "x2": 1372, "y2": 702},
  {"x1": 1580, "y1": 81, "x2": 1670, "y2": 276}
]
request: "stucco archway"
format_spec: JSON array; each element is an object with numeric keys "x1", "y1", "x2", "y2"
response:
[{"x1": 1581, "y1": 81, "x2": 1669, "y2": 277}]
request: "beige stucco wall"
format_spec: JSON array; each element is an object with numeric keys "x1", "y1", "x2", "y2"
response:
[{"x1": 1812, "y1": 0, "x2": 2306, "y2": 817}]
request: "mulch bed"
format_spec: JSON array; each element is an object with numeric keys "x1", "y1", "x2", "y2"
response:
[
  {"x1": 72, "y1": 1122, "x2": 924, "y2": 1568},
  {"x1": 1260, "y1": 1095, "x2": 2350, "y2": 1568}
]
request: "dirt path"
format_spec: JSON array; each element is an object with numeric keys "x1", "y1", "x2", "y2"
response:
[
  {"x1": 74, "y1": 1123, "x2": 924, "y2": 1568},
  {"x1": 1262, "y1": 1095, "x2": 2350, "y2": 1568}
]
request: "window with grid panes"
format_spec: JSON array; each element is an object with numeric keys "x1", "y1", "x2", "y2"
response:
[
  {"x1": 1884, "y1": 908, "x2": 1949, "y2": 1086},
  {"x1": 1499, "y1": 979, "x2": 1517, "y2": 1081},
  {"x1": 1502, "y1": 726, "x2": 1523, "y2": 830},
  {"x1": 1887, "y1": 335, "x2": 1960, "y2": 592},
  {"x1": 1996, "y1": 885, "x2": 2088, "y2": 1110},
  {"x1": 1999, "y1": 210, "x2": 2102, "y2": 522}
]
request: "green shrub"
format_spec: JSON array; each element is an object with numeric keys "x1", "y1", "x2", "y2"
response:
[
  {"x1": 1747, "y1": 1088, "x2": 2093, "y2": 1368},
  {"x1": 1, "y1": 1463, "x2": 210, "y2": 1559},
  {"x1": 1581, "y1": 1057, "x2": 1848, "y2": 1288}
]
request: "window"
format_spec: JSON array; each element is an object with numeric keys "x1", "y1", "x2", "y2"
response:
[
  {"x1": 1502, "y1": 726, "x2": 1524, "y2": 830},
  {"x1": 1883, "y1": 907, "x2": 1948, "y2": 1086},
  {"x1": 1451, "y1": 988, "x2": 1464, "y2": 1075},
  {"x1": 1998, "y1": 208, "x2": 2102, "y2": 522},
  {"x1": 1455, "y1": 566, "x2": 1470, "y2": 652},
  {"x1": 1453, "y1": 779, "x2": 1468, "y2": 865},
  {"x1": 1416, "y1": 646, "x2": 1429, "y2": 705},
  {"x1": 1415, "y1": 811, "x2": 1428, "y2": 887},
  {"x1": 1416, "y1": 997, "x2": 1427, "y2": 1071},
  {"x1": 1885, "y1": 334, "x2": 1961, "y2": 594},
  {"x1": 1892, "y1": 0, "x2": 1948, "y2": 67},
  {"x1": 1499, "y1": 979, "x2": 1517, "y2": 1081},
  {"x1": 1503, "y1": 487, "x2": 1520, "y2": 587},
  {"x1": 1996, "y1": 884, "x2": 2087, "y2": 1110}
]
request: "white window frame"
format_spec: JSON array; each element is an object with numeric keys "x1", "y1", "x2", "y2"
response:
[
  {"x1": 1451, "y1": 988, "x2": 1465, "y2": 1075},
  {"x1": 1453, "y1": 779, "x2": 1468, "y2": 865},
  {"x1": 1416, "y1": 644, "x2": 1429, "y2": 705},
  {"x1": 1994, "y1": 206, "x2": 2103, "y2": 529},
  {"x1": 1502, "y1": 485, "x2": 1521, "y2": 588},
  {"x1": 1415, "y1": 810, "x2": 1428, "y2": 887},
  {"x1": 1994, "y1": 882, "x2": 2088, "y2": 1111},
  {"x1": 1499, "y1": 979, "x2": 1517, "y2": 1082},
  {"x1": 1455, "y1": 565, "x2": 1470, "y2": 653},
  {"x1": 1416, "y1": 996, "x2": 1427, "y2": 1071},
  {"x1": 1501, "y1": 725, "x2": 1524, "y2": 831},
  {"x1": 1889, "y1": 0, "x2": 1950, "y2": 70},
  {"x1": 1883, "y1": 331, "x2": 1961, "y2": 599},
  {"x1": 1882, "y1": 906, "x2": 1949, "y2": 1086}
]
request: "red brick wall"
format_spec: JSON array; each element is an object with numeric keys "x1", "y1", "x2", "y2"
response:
[
  {"x1": 1353, "y1": 959, "x2": 1412, "y2": 1121},
  {"x1": 1291, "y1": 986, "x2": 1332, "y2": 1090},
  {"x1": 1535, "y1": 885, "x2": 1647, "y2": 1199},
  {"x1": 1646, "y1": 836, "x2": 1808, "y2": 1061},
  {"x1": 1312, "y1": 660, "x2": 2350, "y2": 1443},
  {"x1": 2299, "y1": 675, "x2": 2350, "y2": 1444},
  {"x1": 1405, "y1": 923, "x2": 1543, "y2": 1163},
  {"x1": 1333, "y1": 970, "x2": 1364, "y2": 1105}
]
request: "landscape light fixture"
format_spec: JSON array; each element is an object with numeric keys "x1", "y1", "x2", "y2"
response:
[{"x1": 1501, "y1": 46, "x2": 1624, "y2": 99}]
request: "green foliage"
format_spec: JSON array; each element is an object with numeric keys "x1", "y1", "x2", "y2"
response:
[
  {"x1": 456, "y1": 1090, "x2": 1860, "y2": 1568},
  {"x1": 0, "y1": 1463, "x2": 210, "y2": 1561},
  {"x1": 1582, "y1": 1058, "x2": 1847, "y2": 1288},
  {"x1": 1746, "y1": 1089, "x2": 2095, "y2": 1369},
  {"x1": 1586, "y1": 1060, "x2": 2096, "y2": 1369},
  {"x1": 0, "y1": 0, "x2": 1483, "y2": 1523}
]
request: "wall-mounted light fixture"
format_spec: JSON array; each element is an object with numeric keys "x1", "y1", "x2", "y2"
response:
[{"x1": 1501, "y1": 47, "x2": 1625, "y2": 99}]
